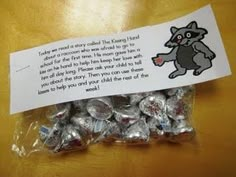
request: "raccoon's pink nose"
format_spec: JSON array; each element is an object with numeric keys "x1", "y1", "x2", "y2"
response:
[{"x1": 177, "y1": 39, "x2": 182, "y2": 43}]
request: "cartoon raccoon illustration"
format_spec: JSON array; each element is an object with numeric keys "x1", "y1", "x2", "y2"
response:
[{"x1": 152, "y1": 21, "x2": 216, "y2": 79}]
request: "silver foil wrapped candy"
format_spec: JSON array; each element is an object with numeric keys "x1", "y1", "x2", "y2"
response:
[
  {"x1": 93, "y1": 119, "x2": 109, "y2": 134},
  {"x1": 70, "y1": 113, "x2": 94, "y2": 133},
  {"x1": 123, "y1": 119, "x2": 150, "y2": 143},
  {"x1": 139, "y1": 92, "x2": 166, "y2": 118},
  {"x1": 91, "y1": 119, "x2": 113, "y2": 142},
  {"x1": 172, "y1": 119, "x2": 193, "y2": 135},
  {"x1": 72, "y1": 99, "x2": 88, "y2": 113},
  {"x1": 94, "y1": 121, "x2": 121, "y2": 143},
  {"x1": 54, "y1": 124, "x2": 89, "y2": 152},
  {"x1": 111, "y1": 95, "x2": 130, "y2": 108},
  {"x1": 39, "y1": 85, "x2": 195, "y2": 153},
  {"x1": 146, "y1": 116, "x2": 165, "y2": 139},
  {"x1": 166, "y1": 96, "x2": 186, "y2": 120},
  {"x1": 165, "y1": 86, "x2": 193, "y2": 99},
  {"x1": 39, "y1": 123, "x2": 61, "y2": 148},
  {"x1": 87, "y1": 97, "x2": 113, "y2": 120},
  {"x1": 46, "y1": 103, "x2": 71, "y2": 123},
  {"x1": 114, "y1": 106, "x2": 141, "y2": 127},
  {"x1": 169, "y1": 119, "x2": 194, "y2": 142},
  {"x1": 156, "y1": 111, "x2": 172, "y2": 133},
  {"x1": 129, "y1": 92, "x2": 154, "y2": 105}
]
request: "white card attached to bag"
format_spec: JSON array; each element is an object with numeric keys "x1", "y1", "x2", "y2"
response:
[{"x1": 10, "y1": 5, "x2": 231, "y2": 114}]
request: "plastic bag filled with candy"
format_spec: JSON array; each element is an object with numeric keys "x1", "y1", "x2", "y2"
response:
[{"x1": 12, "y1": 85, "x2": 195, "y2": 156}]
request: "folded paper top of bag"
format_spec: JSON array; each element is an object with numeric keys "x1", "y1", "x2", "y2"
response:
[{"x1": 10, "y1": 5, "x2": 231, "y2": 114}]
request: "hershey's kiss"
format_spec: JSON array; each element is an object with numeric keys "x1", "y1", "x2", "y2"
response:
[
  {"x1": 123, "y1": 119, "x2": 150, "y2": 143},
  {"x1": 139, "y1": 92, "x2": 166, "y2": 118},
  {"x1": 46, "y1": 103, "x2": 71, "y2": 123},
  {"x1": 87, "y1": 97, "x2": 113, "y2": 120},
  {"x1": 114, "y1": 106, "x2": 140, "y2": 127}
]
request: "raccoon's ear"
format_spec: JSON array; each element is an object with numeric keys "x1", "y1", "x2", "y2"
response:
[
  {"x1": 187, "y1": 21, "x2": 198, "y2": 29},
  {"x1": 170, "y1": 26, "x2": 178, "y2": 34},
  {"x1": 199, "y1": 28, "x2": 208, "y2": 35}
]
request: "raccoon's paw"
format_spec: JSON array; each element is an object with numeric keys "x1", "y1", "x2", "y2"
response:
[
  {"x1": 169, "y1": 72, "x2": 179, "y2": 79},
  {"x1": 193, "y1": 69, "x2": 202, "y2": 76},
  {"x1": 152, "y1": 55, "x2": 165, "y2": 66},
  {"x1": 169, "y1": 69, "x2": 186, "y2": 79},
  {"x1": 205, "y1": 51, "x2": 216, "y2": 60}
]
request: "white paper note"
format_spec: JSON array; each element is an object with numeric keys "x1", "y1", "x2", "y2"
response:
[{"x1": 10, "y1": 5, "x2": 231, "y2": 114}]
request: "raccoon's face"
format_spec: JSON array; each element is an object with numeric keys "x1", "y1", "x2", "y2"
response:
[{"x1": 165, "y1": 21, "x2": 207, "y2": 47}]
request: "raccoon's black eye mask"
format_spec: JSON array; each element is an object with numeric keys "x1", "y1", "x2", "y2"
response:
[
  {"x1": 172, "y1": 34, "x2": 183, "y2": 43},
  {"x1": 172, "y1": 31, "x2": 199, "y2": 43},
  {"x1": 184, "y1": 31, "x2": 199, "y2": 38}
]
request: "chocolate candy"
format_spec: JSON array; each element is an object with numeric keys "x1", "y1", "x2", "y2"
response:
[
  {"x1": 70, "y1": 113, "x2": 94, "y2": 133},
  {"x1": 111, "y1": 95, "x2": 130, "y2": 108},
  {"x1": 114, "y1": 106, "x2": 140, "y2": 127},
  {"x1": 123, "y1": 119, "x2": 150, "y2": 143},
  {"x1": 46, "y1": 103, "x2": 71, "y2": 123},
  {"x1": 166, "y1": 96, "x2": 186, "y2": 120},
  {"x1": 87, "y1": 97, "x2": 113, "y2": 120},
  {"x1": 139, "y1": 92, "x2": 166, "y2": 118},
  {"x1": 129, "y1": 92, "x2": 153, "y2": 105},
  {"x1": 169, "y1": 119, "x2": 194, "y2": 142},
  {"x1": 39, "y1": 123, "x2": 61, "y2": 148},
  {"x1": 93, "y1": 119, "x2": 109, "y2": 134},
  {"x1": 91, "y1": 119, "x2": 111, "y2": 142},
  {"x1": 156, "y1": 111, "x2": 172, "y2": 133},
  {"x1": 104, "y1": 121, "x2": 121, "y2": 140},
  {"x1": 54, "y1": 124, "x2": 88, "y2": 152},
  {"x1": 72, "y1": 99, "x2": 88, "y2": 113},
  {"x1": 94, "y1": 121, "x2": 121, "y2": 143},
  {"x1": 146, "y1": 116, "x2": 165, "y2": 138},
  {"x1": 165, "y1": 86, "x2": 193, "y2": 99},
  {"x1": 39, "y1": 85, "x2": 195, "y2": 153},
  {"x1": 171, "y1": 119, "x2": 193, "y2": 135}
]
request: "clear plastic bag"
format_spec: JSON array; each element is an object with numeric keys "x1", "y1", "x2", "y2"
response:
[{"x1": 12, "y1": 85, "x2": 195, "y2": 157}]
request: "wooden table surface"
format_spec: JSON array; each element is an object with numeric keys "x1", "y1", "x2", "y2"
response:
[{"x1": 0, "y1": 0, "x2": 235, "y2": 177}]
